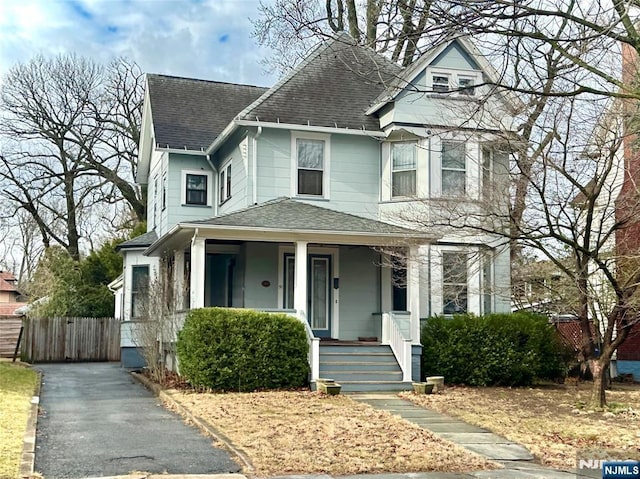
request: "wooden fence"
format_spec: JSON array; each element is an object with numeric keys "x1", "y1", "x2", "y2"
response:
[
  {"x1": 21, "y1": 317, "x2": 120, "y2": 363},
  {"x1": 0, "y1": 318, "x2": 22, "y2": 358}
]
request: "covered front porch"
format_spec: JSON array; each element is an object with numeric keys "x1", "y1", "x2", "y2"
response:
[{"x1": 145, "y1": 199, "x2": 435, "y2": 389}]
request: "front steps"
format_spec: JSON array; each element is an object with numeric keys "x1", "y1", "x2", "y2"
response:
[{"x1": 318, "y1": 343, "x2": 413, "y2": 392}]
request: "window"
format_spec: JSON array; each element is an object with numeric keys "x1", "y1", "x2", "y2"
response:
[
  {"x1": 459, "y1": 77, "x2": 475, "y2": 95},
  {"x1": 297, "y1": 138, "x2": 324, "y2": 196},
  {"x1": 219, "y1": 162, "x2": 232, "y2": 204},
  {"x1": 391, "y1": 142, "x2": 417, "y2": 197},
  {"x1": 442, "y1": 141, "x2": 466, "y2": 196},
  {"x1": 482, "y1": 147, "x2": 492, "y2": 200},
  {"x1": 185, "y1": 174, "x2": 208, "y2": 205},
  {"x1": 161, "y1": 174, "x2": 167, "y2": 210},
  {"x1": 482, "y1": 254, "x2": 493, "y2": 314},
  {"x1": 442, "y1": 252, "x2": 468, "y2": 314},
  {"x1": 152, "y1": 176, "x2": 158, "y2": 228},
  {"x1": 131, "y1": 265, "x2": 149, "y2": 318},
  {"x1": 432, "y1": 75, "x2": 450, "y2": 93}
]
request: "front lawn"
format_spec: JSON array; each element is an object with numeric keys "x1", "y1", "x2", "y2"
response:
[
  {"x1": 402, "y1": 381, "x2": 640, "y2": 470},
  {"x1": 170, "y1": 390, "x2": 497, "y2": 476},
  {"x1": 0, "y1": 361, "x2": 38, "y2": 479}
]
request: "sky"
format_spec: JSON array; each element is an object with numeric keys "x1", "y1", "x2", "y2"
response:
[{"x1": 0, "y1": 0, "x2": 278, "y2": 87}]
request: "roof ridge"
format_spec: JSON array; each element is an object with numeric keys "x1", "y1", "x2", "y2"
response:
[
  {"x1": 237, "y1": 34, "x2": 361, "y2": 121},
  {"x1": 147, "y1": 73, "x2": 268, "y2": 90}
]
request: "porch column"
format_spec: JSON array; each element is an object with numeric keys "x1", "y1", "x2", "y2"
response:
[
  {"x1": 190, "y1": 237, "x2": 206, "y2": 308},
  {"x1": 293, "y1": 241, "x2": 308, "y2": 318},
  {"x1": 407, "y1": 245, "x2": 421, "y2": 343},
  {"x1": 174, "y1": 249, "x2": 185, "y2": 310}
]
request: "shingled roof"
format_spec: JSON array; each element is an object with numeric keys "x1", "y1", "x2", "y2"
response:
[
  {"x1": 188, "y1": 198, "x2": 422, "y2": 236},
  {"x1": 238, "y1": 35, "x2": 401, "y2": 132},
  {"x1": 147, "y1": 75, "x2": 268, "y2": 151},
  {"x1": 116, "y1": 230, "x2": 158, "y2": 251}
]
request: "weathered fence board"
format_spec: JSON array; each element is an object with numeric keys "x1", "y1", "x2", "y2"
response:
[
  {"x1": 0, "y1": 318, "x2": 22, "y2": 358},
  {"x1": 22, "y1": 317, "x2": 120, "y2": 363}
]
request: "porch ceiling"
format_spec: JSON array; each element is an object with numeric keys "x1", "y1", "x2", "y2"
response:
[{"x1": 144, "y1": 198, "x2": 437, "y2": 256}]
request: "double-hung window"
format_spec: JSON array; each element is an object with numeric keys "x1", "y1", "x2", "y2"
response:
[
  {"x1": 432, "y1": 75, "x2": 450, "y2": 93},
  {"x1": 458, "y1": 77, "x2": 476, "y2": 95},
  {"x1": 391, "y1": 142, "x2": 417, "y2": 197},
  {"x1": 442, "y1": 252, "x2": 468, "y2": 315},
  {"x1": 219, "y1": 162, "x2": 232, "y2": 204},
  {"x1": 442, "y1": 141, "x2": 466, "y2": 196},
  {"x1": 297, "y1": 138, "x2": 325, "y2": 196},
  {"x1": 185, "y1": 174, "x2": 208, "y2": 205},
  {"x1": 131, "y1": 265, "x2": 149, "y2": 318}
]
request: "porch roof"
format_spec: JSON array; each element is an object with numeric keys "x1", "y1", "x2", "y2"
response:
[{"x1": 145, "y1": 198, "x2": 436, "y2": 255}]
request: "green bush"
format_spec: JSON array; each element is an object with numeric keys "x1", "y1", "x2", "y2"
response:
[
  {"x1": 421, "y1": 312, "x2": 572, "y2": 386},
  {"x1": 176, "y1": 308, "x2": 310, "y2": 391}
]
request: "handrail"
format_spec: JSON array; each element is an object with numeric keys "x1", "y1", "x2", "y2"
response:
[{"x1": 381, "y1": 311, "x2": 412, "y2": 382}]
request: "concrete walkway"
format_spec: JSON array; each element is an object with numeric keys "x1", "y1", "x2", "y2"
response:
[{"x1": 349, "y1": 393, "x2": 593, "y2": 479}]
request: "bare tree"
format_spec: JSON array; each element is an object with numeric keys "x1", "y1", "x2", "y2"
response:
[{"x1": 0, "y1": 54, "x2": 145, "y2": 261}]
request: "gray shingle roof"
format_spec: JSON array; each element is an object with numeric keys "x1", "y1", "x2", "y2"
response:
[
  {"x1": 187, "y1": 198, "x2": 420, "y2": 235},
  {"x1": 238, "y1": 35, "x2": 402, "y2": 132},
  {"x1": 116, "y1": 231, "x2": 158, "y2": 250},
  {"x1": 147, "y1": 75, "x2": 268, "y2": 151}
]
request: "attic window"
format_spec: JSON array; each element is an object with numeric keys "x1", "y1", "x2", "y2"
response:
[
  {"x1": 459, "y1": 77, "x2": 475, "y2": 95},
  {"x1": 432, "y1": 75, "x2": 450, "y2": 93}
]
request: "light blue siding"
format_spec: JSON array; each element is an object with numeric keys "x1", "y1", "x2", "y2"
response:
[
  {"x1": 243, "y1": 242, "x2": 279, "y2": 309},
  {"x1": 166, "y1": 153, "x2": 214, "y2": 229},
  {"x1": 430, "y1": 43, "x2": 479, "y2": 70},
  {"x1": 255, "y1": 128, "x2": 381, "y2": 218},
  {"x1": 216, "y1": 130, "x2": 250, "y2": 214},
  {"x1": 338, "y1": 246, "x2": 381, "y2": 340}
]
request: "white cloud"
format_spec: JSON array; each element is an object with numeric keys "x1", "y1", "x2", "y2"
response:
[{"x1": 0, "y1": 0, "x2": 277, "y2": 86}]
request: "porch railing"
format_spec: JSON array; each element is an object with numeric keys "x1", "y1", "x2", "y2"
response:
[
  {"x1": 381, "y1": 311, "x2": 412, "y2": 382},
  {"x1": 259, "y1": 308, "x2": 320, "y2": 383}
]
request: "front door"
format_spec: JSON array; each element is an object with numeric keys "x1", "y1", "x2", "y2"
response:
[{"x1": 283, "y1": 253, "x2": 332, "y2": 337}]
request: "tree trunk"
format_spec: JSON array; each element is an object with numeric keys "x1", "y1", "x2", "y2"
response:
[{"x1": 588, "y1": 357, "x2": 609, "y2": 409}]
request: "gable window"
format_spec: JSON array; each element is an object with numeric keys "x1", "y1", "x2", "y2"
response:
[
  {"x1": 459, "y1": 77, "x2": 475, "y2": 95},
  {"x1": 185, "y1": 173, "x2": 208, "y2": 205},
  {"x1": 432, "y1": 75, "x2": 450, "y2": 93},
  {"x1": 297, "y1": 138, "x2": 324, "y2": 196},
  {"x1": 442, "y1": 252, "x2": 468, "y2": 315},
  {"x1": 442, "y1": 141, "x2": 466, "y2": 196},
  {"x1": 391, "y1": 142, "x2": 417, "y2": 197},
  {"x1": 131, "y1": 265, "x2": 149, "y2": 318},
  {"x1": 219, "y1": 161, "x2": 232, "y2": 204}
]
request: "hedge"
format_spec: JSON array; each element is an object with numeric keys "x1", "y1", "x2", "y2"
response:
[
  {"x1": 176, "y1": 308, "x2": 310, "y2": 391},
  {"x1": 421, "y1": 312, "x2": 572, "y2": 386}
]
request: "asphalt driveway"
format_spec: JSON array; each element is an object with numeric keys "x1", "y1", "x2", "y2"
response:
[{"x1": 34, "y1": 363, "x2": 240, "y2": 478}]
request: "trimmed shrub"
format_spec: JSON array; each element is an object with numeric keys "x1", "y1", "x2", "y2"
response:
[
  {"x1": 421, "y1": 312, "x2": 572, "y2": 386},
  {"x1": 176, "y1": 308, "x2": 310, "y2": 391}
]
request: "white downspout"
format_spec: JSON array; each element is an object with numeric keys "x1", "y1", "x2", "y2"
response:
[{"x1": 253, "y1": 126, "x2": 262, "y2": 205}]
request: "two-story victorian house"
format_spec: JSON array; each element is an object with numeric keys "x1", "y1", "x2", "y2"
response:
[{"x1": 117, "y1": 34, "x2": 517, "y2": 391}]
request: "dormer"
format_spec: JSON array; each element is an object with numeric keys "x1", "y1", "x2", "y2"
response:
[{"x1": 367, "y1": 37, "x2": 520, "y2": 133}]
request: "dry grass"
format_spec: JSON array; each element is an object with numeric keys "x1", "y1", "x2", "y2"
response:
[
  {"x1": 169, "y1": 389, "x2": 496, "y2": 476},
  {"x1": 402, "y1": 382, "x2": 640, "y2": 471},
  {"x1": 0, "y1": 362, "x2": 38, "y2": 479}
]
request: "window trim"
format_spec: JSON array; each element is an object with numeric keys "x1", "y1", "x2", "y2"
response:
[
  {"x1": 181, "y1": 169, "x2": 213, "y2": 207},
  {"x1": 291, "y1": 131, "x2": 331, "y2": 199},
  {"x1": 429, "y1": 68, "x2": 481, "y2": 96},
  {"x1": 219, "y1": 160, "x2": 232, "y2": 205},
  {"x1": 441, "y1": 141, "x2": 467, "y2": 197},
  {"x1": 390, "y1": 141, "x2": 418, "y2": 198}
]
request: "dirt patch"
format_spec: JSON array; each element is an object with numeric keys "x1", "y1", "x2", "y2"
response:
[
  {"x1": 168, "y1": 389, "x2": 497, "y2": 476},
  {"x1": 402, "y1": 382, "x2": 640, "y2": 470}
]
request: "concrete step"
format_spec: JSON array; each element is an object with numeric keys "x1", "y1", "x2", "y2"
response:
[
  {"x1": 318, "y1": 370, "x2": 403, "y2": 382},
  {"x1": 338, "y1": 381, "x2": 413, "y2": 392},
  {"x1": 319, "y1": 361, "x2": 400, "y2": 372}
]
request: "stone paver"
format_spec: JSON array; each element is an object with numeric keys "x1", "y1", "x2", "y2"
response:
[{"x1": 350, "y1": 393, "x2": 575, "y2": 479}]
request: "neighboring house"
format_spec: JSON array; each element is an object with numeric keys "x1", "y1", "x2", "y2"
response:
[
  {"x1": 0, "y1": 271, "x2": 27, "y2": 317},
  {"x1": 116, "y1": 34, "x2": 516, "y2": 391}
]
